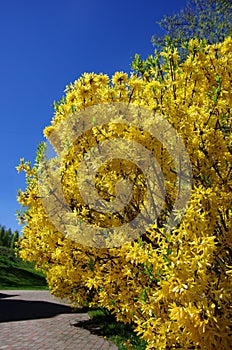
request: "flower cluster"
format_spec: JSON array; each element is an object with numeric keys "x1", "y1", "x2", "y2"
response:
[{"x1": 17, "y1": 38, "x2": 232, "y2": 349}]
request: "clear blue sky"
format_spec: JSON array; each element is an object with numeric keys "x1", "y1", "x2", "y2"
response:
[{"x1": 0, "y1": 0, "x2": 187, "y2": 233}]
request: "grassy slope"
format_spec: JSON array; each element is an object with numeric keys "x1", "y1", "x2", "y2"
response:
[{"x1": 0, "y1": 246, "x2": 47, "y2": 289}]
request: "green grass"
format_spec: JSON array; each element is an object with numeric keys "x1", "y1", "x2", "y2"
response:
[
  {"x1": 0, "y1": 246, "x2": 47, "y2": 290},
  {"x1": 87, "y1": 308, "x2": 147, "y2": 350}
]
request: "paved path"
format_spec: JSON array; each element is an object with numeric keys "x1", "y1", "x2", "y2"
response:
[{"x1": 0, "y1": 290, "x2": 118, "y2": 350}]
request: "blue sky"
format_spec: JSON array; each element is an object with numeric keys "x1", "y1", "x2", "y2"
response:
[{"x1": 0, "y1": 0, "x2": 187, "y2": 233}]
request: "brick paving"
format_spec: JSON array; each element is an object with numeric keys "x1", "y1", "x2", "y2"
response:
[{"x1": 0, "y1": 290, "x2": 118, "y2": 350}]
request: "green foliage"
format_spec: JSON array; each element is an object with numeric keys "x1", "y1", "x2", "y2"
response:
[
  {"x1": 35, "y1": 142, "x2": 46, "y2": 165},
  {"x1": 152, "y1": 0, "x2": 232, "y2": 56}
]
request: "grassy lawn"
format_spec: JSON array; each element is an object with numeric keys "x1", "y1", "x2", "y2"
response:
[
  {"x1": 87, "y1": 308, "x2": 146, "y2": 350},
  {"x1": 0, "y1": 246, "x2": 47, "y2": 290}
]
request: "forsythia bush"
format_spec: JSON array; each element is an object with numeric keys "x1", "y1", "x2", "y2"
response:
[{"x1": 17, "y1": 38, "x2": 232, "y2": 349}]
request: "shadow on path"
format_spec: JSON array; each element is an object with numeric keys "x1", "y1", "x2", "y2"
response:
[
  {"x1": 0, "y1": 298, "x2": 81, "y2": 323},
  {"x1": 73, "y1": 319, "x2": 104, "y2": 336},
  {"x1": 0, "y1": 292, "x2": 19, "y2": 299}
]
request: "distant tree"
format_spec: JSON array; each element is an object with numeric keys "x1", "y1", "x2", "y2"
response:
[
  {"x1": 152, "y1": 0, "x2": 232, "y2": 55},
  {"x1": 10, "y1": 231, "x2": 19, "y2": 249},
  {"x1": 0, "y1": 225, "x2": 4, "y2": 242},
  {"x1": 0, "y1": 226, "x2": 10, "y2": 247},
  {"x1": 131, "y1": 0, "x2": 232, "y2": 77},
  {"x1": 0, "y1": 225, "x2": 19, "y2": 249}
]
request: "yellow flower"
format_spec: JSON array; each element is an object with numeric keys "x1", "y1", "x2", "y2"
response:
[
  {"x1": 112, "y1": 71, "x2": 128, "y2": 85},
  {"x1": 220, "y1": 36, "x2": 232, "y2": 54},
  {"x1": 96, "y1": 74, "x2": 109, "y2": 86},
  {"x1": 66, "y1": 91, "x2": 77, "y2": 104},
  {"x1": 43, "y1": 125, "x2": 54, "y2": 138}
]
